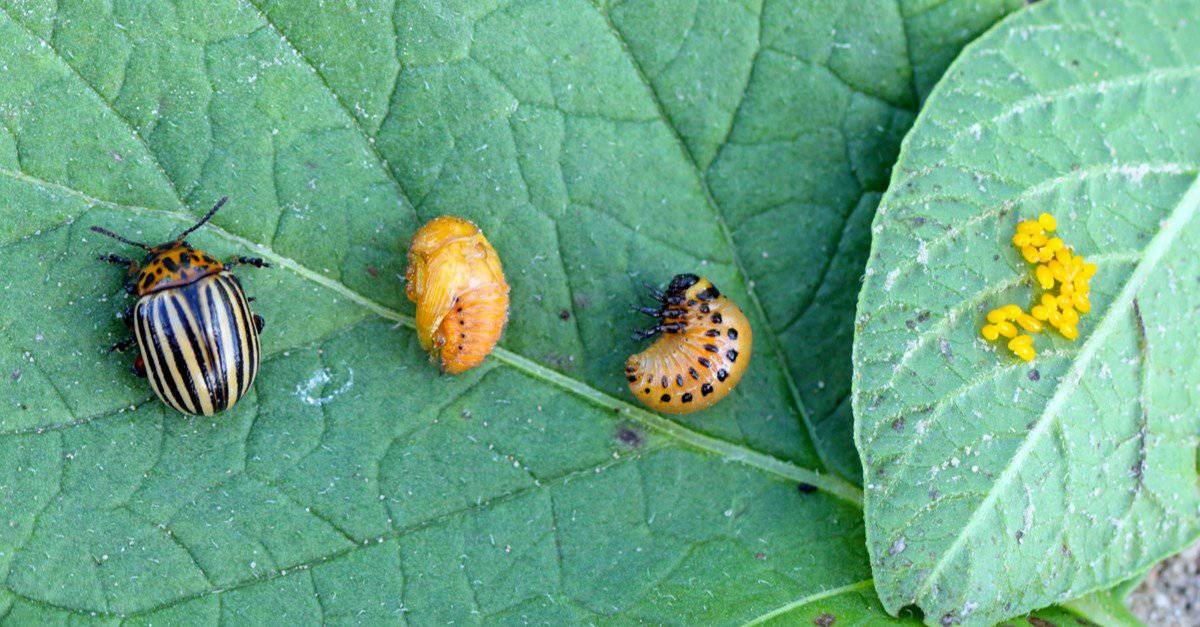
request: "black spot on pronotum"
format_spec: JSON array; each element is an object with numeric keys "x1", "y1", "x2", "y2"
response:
[
  {"x1": 726, "y1": 349, "x2": 739, "y2": 362},
  {"x1": 717, "y1": 369, "x2": 728, "y2": 382},
  {"x1": 660, "y1": 393, "x2": 671, "y2": 403},
  {"x1": 681, "y1": 393, "x2": 693, "y2": 403},
  {"x1": 727, "y1": 328, "x2": 738, "y2": 340},
  {"x1": 701, "y1": 383, "x2": 713, "y2": 396},
  {"x1": 797, "y1": 482, "x2": 818, "y2": 494},
  {"x1": 711, "y1": 313, "x2": 723, "y2": 324}
]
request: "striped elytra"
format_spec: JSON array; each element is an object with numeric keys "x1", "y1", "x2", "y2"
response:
[
  {"x1": 91, "y1": 197, "x2": 267, "y2": 416},
  {"x1": 134, "y1": 272, "x2": 260, "y2": 416},
  {"x1": 626, "y1": 274, "x2": 752, "y2": 414},
  {"x1": 405, "y1": 216, "x2": 509, "y2": 374}
]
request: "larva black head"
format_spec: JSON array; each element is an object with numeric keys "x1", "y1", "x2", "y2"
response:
[
  {"x1": 633, "y1": 273, "x2": 719, "y2": 341},
  {"x1": 666, "y1": 273, "x2": 699, "y2": 295}
]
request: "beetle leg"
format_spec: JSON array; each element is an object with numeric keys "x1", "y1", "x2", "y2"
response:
[
  {"x1": 632, "y1": 326, "x2": 661, "y2": 341},
  {"x1": 253, "y1": 314, "x2": 265, "y2": 333},
  {"x1": 131, "y1": 355, "x2": 147, "y2": 378},
  {"x1": 107, "y1": 337, "x2": 136, "y2": 354},
  {"x1": 227, "y1": 256, "x2": 271, "y2": 269}
]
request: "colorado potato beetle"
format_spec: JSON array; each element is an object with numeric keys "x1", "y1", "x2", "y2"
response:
[
  {"x1": 405, "y1": 216, "x2": 509, "y2": 374},
  {"x1": 626, "y1": 274, "x2": 752, "y2": 414},
  {"x1": 92, "y1": 197, "x2": 268, "y2": 416}
]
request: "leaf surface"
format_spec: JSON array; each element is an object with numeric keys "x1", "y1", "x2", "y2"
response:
[
  {"x1": 854, "y1": 0, "x2": 1200, "y2": 624},
  {"x1": 0, "y1": 0, "x2": 1013, "y2": 622}
]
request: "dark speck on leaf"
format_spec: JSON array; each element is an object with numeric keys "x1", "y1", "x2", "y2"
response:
[
  {"x1": 460, "y1": 409, "x2": 472, "y2": 421},
  {"x1": 10, "y1": 370, "x2": 19, "y2": 382},
  {"x1": 615, "y1": 425, "x2": 643, "y2": 448},
  {"x1": 891, "y1": 417, "x2": 905, "y2": 432},
  {"x1": 559, "y1": 310, "x2": 570, "y2": 321},
  {"x1": 797, "y1": 482, "x2": 817, "y2": 494},
  {"x1": 814, "y1": 612, "x2": 836, "y2": 627},
  {"x1": 366, "y1": 265, "x2": 379, "y2": 277},
  {"x1": 915, "y1": 310, "x2": 930, "y2": 323},
  {"x1": 1028, "y1": 369, "x2": 1040, "y2": 381},
  {"x1": 912, "y1": 217, "x2": 925, "y2": 226}
]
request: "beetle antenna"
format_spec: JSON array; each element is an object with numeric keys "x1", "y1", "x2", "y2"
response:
[
  {"x1": 176, "y1": 196, "x2": 228, "y2": 241},
  {"x1": 89, "y1": 226, "x2": 151, "y2": 250},
  {"x1": 641, "y1": 281, "x2": 664, "y2": 301}
]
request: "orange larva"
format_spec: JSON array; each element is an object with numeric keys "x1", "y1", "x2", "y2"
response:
[
  {"x1": 405, "y1": 216, "x2": 509, "y2": 374},
  {"x1": 625, "y1": 274, "x2": 752, "y2": 414}
]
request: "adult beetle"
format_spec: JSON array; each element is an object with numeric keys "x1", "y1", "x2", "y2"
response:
[{"x1": 92, "y1": 197, "x2": 268, "y2": 415}]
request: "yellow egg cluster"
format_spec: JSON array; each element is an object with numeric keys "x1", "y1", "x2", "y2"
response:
[{"x1": 979, "y1": 213, "x2": 1097, "y2": 361}]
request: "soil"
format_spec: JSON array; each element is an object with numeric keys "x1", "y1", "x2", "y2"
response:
[{"x1": 1128, "y1": 540, "x2": 1200, "y2": 626}]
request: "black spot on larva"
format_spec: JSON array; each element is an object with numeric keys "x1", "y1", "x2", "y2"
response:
[
  {"x1": 459, "y1": 319, "x2": 465, "y2": 325},
  {"x1": 460, "y1": 333, "x2": 466, "y2": 338},
  {"x1": 457, "y1": 345, "x2": 463, "y2": 350},
  {"x1": 660, "y1": 376, "x2": 669, "y2": 388},
  {"x1": 689, "y1": 367, "x2": 699, "y2": 379},
  {"x1": 699, "y1": 303, "x2": 710, "y2": 313},
  {"x1": 797, "y1": 482, "x2": 818, "y2": 494},
  {"x1": 727, "y1": 328, "x2": 738, "y2": 340},
  {"x1": 675, "y1": 375, "x2": 684, "y2": 387},
  {"x1": 559, "y1": 309, "x2": 570, "y2": 320},
  {"x1": 717, "y1": 369, "x2": 728, "y2": 382},
  {"x1": 1028, "y1": 369, "x2": 1041, "y2": 381},
  {"x1": 643, "y1": 387, "x2": 651, "y2": 394},
  {"x1": 681, "y1": 393, "x2": 693, "y2": 403},
  {"x1": 705, "y1": 329, "x2": 720, "y2": 337},
  {"x1": 704, "y1": 344, "x2": 718, "y2": 353},
  {"x1": 727, "y1": 349, "x2": 739, "y2": 362},
  {"x1": 705, "y1": 286, "x2": 720, "y2": 299},
  {"x1": 686, "y1": 299, "x2": 696, "y2": 307},
  {"x1": 178, "y1": 253, "x2": 192, "y2": 267},
  {"x1": 616, "y1": 425, "x2": 644, "y2": 448},
  {"x1": 162, "y1": 257, "x2": 179, "y2": 272},
  {"x1": 701, "y1": 383, "x2": 713, "y2": 396},
  {"x1": 711, "y1": 313, "x2": 723, "y2": 324},
  {"x1": 626, "y1": 365, "x2": 636, "y2": 373},
  {"x1": 813, "y1": 612, "x2": 836, "y2": 627},
  {"x1": 627, "y1": 375, "x2": 637, "y2": 383},
  {"x1": 698, "y1": 357, "x2": 711, "y2": 368},
  {"x1": 660, "y1": 393, "x2": 671, "y2": 402}
]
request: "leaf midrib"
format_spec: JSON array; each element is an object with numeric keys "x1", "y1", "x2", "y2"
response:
[{"x1": 905, "y1": 171, "x2": 1200, "y2": 604}]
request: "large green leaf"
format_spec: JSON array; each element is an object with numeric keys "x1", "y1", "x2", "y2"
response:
[
  {"x1": 0, "y1": 0, "x2": 1016, "y2": 623},
  {"x1": 855, "y1": 0, "x2": 1200, "y2": 624}
]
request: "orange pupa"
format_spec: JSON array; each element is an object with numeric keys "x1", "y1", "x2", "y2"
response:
[{"x1": 405, "y1": 216, "x2": 509, "y2": 374}]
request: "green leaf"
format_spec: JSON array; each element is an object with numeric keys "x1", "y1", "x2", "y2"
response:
[
  {"x1": 0, "y1": 0, "x2": 1014, "y2": 623},
  {"x1": 854, "y1": 0, "x2": 1200, "y2": 624}
]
